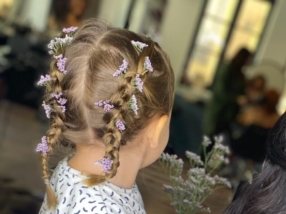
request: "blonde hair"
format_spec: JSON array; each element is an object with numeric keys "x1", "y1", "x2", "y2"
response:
[{"x1": 42, "y1": 19, "x2": 174, "y2": 208}]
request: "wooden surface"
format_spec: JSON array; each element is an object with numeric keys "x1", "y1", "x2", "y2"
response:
[{"x1": 0, "y1": 101, "x2": 233, "y2": 214}]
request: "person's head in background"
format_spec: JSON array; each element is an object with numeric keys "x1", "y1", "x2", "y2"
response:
[
  {"x1": 261, "y1": 89, "x2": 280, "y2": 114},
  {"x1": 52, "y1": 0, "x2": 87, "y2": 28},
  {"x1": 42, "y1": 19, "x2": 174, "y2": 207},
  {"x1": 230, "y1": 47, "x2": 253, "y2": 71},
  {"x1": 246, "y1": 75, "x2": 266, "y2": 103},
  {"x1": 224, "y1": 112, "x2": 286, "y2": 214}
]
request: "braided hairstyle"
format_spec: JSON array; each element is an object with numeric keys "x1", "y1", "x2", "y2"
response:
[{"x1": 40, "y1": 19, "x2": 174, "y2": 208}]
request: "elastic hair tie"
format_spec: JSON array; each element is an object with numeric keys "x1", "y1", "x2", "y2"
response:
[{"x1": 44, "y1": 179, "x2": 50, "y2": 185}]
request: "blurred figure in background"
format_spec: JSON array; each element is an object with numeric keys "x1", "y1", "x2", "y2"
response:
[
  {"x1": 48, "y1": 0, "x2": 88, "y2": 34},
  {"x1": 203, "y1": 47, "x2": 252, "y2": 139},
  {"x1": 231, "y1": 89, "x2": 280, "y2": 163},
  {"x1": 237, "y1": 75, "x2": 266, "y2": 107}
]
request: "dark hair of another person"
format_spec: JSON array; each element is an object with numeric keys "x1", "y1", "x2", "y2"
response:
[
  {"x1": 230, "y1": 47, "x2": 252, "y2": 70},
  {"x1": 262, "y1": 89, "x2": 280, "y2": 113},
  {"x1": 52, "y1": 0, "x2": 70, "y2": 24},
  {"x1": 224, "y1": 112, "x2": 286, "y2": 214}
]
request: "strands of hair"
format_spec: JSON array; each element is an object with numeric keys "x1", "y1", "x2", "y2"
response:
[
  {"x1": 39, "y1": 19, "x2": 174, "y2": 208},
  {"x1": 224, "y1": 112, "x2": 286, "y2": 214}
]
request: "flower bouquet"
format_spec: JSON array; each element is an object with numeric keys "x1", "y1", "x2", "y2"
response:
[{"x1": 160, "y1": 136, "x2": 231, "y2": 214}]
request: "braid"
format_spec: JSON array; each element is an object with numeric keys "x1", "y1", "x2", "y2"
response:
[
  {"x1": 42, "y1": 58, "x2": 67, "y2": 207},
  {"x1": 85, "y1": 42, "x2": 156, "y2": 185}
]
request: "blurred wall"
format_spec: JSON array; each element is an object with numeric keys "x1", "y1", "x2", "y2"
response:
[
  {"x1": 159, "y1": 0, "x2": 204, "y2": 87},
  {"x1": 255, "y1": 0, "x2": 286, "y2": 68},
  {"x1": 97, "y1": 0, "x2": 132, "y2": 27},
  {"x1": 19, "y1": 0, "x2": 52, "y2": 31}
]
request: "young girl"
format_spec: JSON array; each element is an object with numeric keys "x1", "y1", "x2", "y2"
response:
[
  {"x1": 224, "y1": 112, "x2": 286, "y2": 214},
  {"x1": 36, "y1": 19, "x2": 174, "y2": 213}
]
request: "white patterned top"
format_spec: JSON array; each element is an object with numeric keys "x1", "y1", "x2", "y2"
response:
[{"x1": 39, "y1": 157, "x2": 146, "y2": 214}]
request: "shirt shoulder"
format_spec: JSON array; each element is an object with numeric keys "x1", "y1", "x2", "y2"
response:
[{"x1": 39, "y1": 157, "x2": 146, "y2": 214}]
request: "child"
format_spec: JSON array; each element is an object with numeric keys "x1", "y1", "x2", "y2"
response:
[
  {"x1": 37, "y1": 19, "x2": 174, "y2": 213},
  {"x1": 224, "y1": 112, "x2": 286, "y2": 214}
]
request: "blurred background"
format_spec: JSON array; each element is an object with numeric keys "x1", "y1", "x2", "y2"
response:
[{"x1": 0, "y1": 0, "x2": 285, "y2": 213}]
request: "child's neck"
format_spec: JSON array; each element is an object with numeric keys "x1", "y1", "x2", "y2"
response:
[{"x1": 68, "y1": 142, "x2": 144, "y2": 189}]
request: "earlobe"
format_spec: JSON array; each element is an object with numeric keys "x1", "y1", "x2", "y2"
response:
[{"x1": 149, "y1": 115, "x2": 169, "y2": 148}]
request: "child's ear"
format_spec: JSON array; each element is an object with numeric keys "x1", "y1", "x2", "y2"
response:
[{"x1": 147, "y1": 115, "x2": 169, "y2": 148}]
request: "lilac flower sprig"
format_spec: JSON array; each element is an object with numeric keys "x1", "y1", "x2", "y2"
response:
[
  {"x1": 63, "y1": 26, "x2": 78, "y2": 34},
  {"x1": 36, "y1": 136, "x2": 49, "y2": 155},
  {"x1": 95, "y1": 157, "x2": 113, "y2": 173},
  {"x1": 37, "y1": 75, "x2": 51, "y2": 86},
  {"x1": 94, "y1": 100, "x2": 114, "y2": 112},
  {"x1": 143, "y1": 57, "x2": 153, "y2": 73},
  {"x1": 160, "y1": 136, "x2": 231, "y2": 214},
  {"x1": 42, "y1": 102, "x2": 52, "y2": 118},
  {"x1": 48, "y1": 34, "x2": 73, "y2": 55},
  {"x1": 131, "y1": 40, "x2": 148, "y2": 52},
  {"x1": 116, "y1": 119, "x2": 125, "y2": 132},
  {"x1": 50, "y1": 92, "x2": 68, "y2": 113},
  {"x1": 132, "y1": 74, "x2": 144, "y2": 92},
  {"x1": 54, "y1": 54, "x2": 67, "y2": 74},
  {"x1": 113, "y1": 59, "x2": 129, "y2": 77},
  {"x1": 128, "y1": 94, "x2": 139, "y2": 115}
]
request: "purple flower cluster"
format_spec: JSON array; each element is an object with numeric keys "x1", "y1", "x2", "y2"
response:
[
  {"x1": 63, "y1": 26, "x2": 78, "y2": 34},
  {"x1": 48, "y1": 35, "x2": 73, "y2": 55},
  {"x1": 36, "y1": 136, "x2": 49, "y2": 155},
  {"x1": 144, "y1": 57, "x2": 153, "y2": 72},
  {"x1": 131, "y1": 40, "x2": 148, "y2": 52},
  {"x1": 116, "y1": 119, "x2": 126, "y2": 132},
  {"x1": 54, "y1": 54, "x2": 67, "y2": 74},
  {"x1": 37, "y1": 75, "x2": 51, "y2": 86},
  {"x1": 51, "y1": 92, "x2": 63, "y2": 99},
  {"x1": 95, "y1": 157, "x2": 113, "y2": 173},
  {"x1": 129, "y1": 94, "x2": 139, "y2": 115},
  {"x1": 94, "y1": 100, "x2": 114, "y2": 112},
  {"x1": 113, "y1": 59, "x2": 129, "y2": 77},
  {"x1": 52, "y1": 92, "x2": 67, "y2": 113},
  {"x1": 42, "y1": 102, "x2": 52, "y2": 118},
  {"x1": 133, "y1": 74, "x2": 144, "y2": 92}
]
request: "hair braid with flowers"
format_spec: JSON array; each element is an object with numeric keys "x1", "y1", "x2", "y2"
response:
[{"x1": 36, "y1": 27, "x2": 77, "y2": 207}]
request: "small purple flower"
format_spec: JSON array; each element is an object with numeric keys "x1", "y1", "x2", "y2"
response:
[
  {"x1": 95, "y1": 100, "x2": 114, "y2": 112},
  {"x1": 95, "y1": 157, "x2": 113, "y2": 173},
  {"x1": 60, "y1": 105, "x2": 66, "y2": 113},
  {"x1": 144, "y1": 57, "x2": 153, "y2": 72},
  {"x1": 57, "y1": 98, "x2": 67, "y2": 106},
  {"x1": 47, "y1": 35, "x2": 73, "y2": 55},
  {"x1": 51, "y1": 92, "x2": 63, "y2": 99},
  {"x1": 36, "y1": 136, "x2": 49, "y2": 155},
  {"x1": 42, "y1": 102, "x2": 52, "y2": 118},
  {"x1": 128, "y1": 94, "x2": 139, "y2": 115},
  {"x1": 37, "y1": 75, "x2": 51, "y2": 86},
  {"x1": 113, "y1": 59, "x2": 128, "y2": 77},
  {"x1": 131, "y1": 40, "x2": 148, "y2": 52},
  {"x1": 116, "y1": 119, "x2": 126, "y2": 132},
  {"x1": 94, "y1": 100, "x2": 103, "y2": 107},
  {"x1": 54, "y1": 54, "x2": 67, "y2": 74},
  {"x1": 133, "y1": 74, "x2": 144, "y2": 92},
  {"x1": 63, "y1": 26, "x2": 78, "y2": 34}
]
